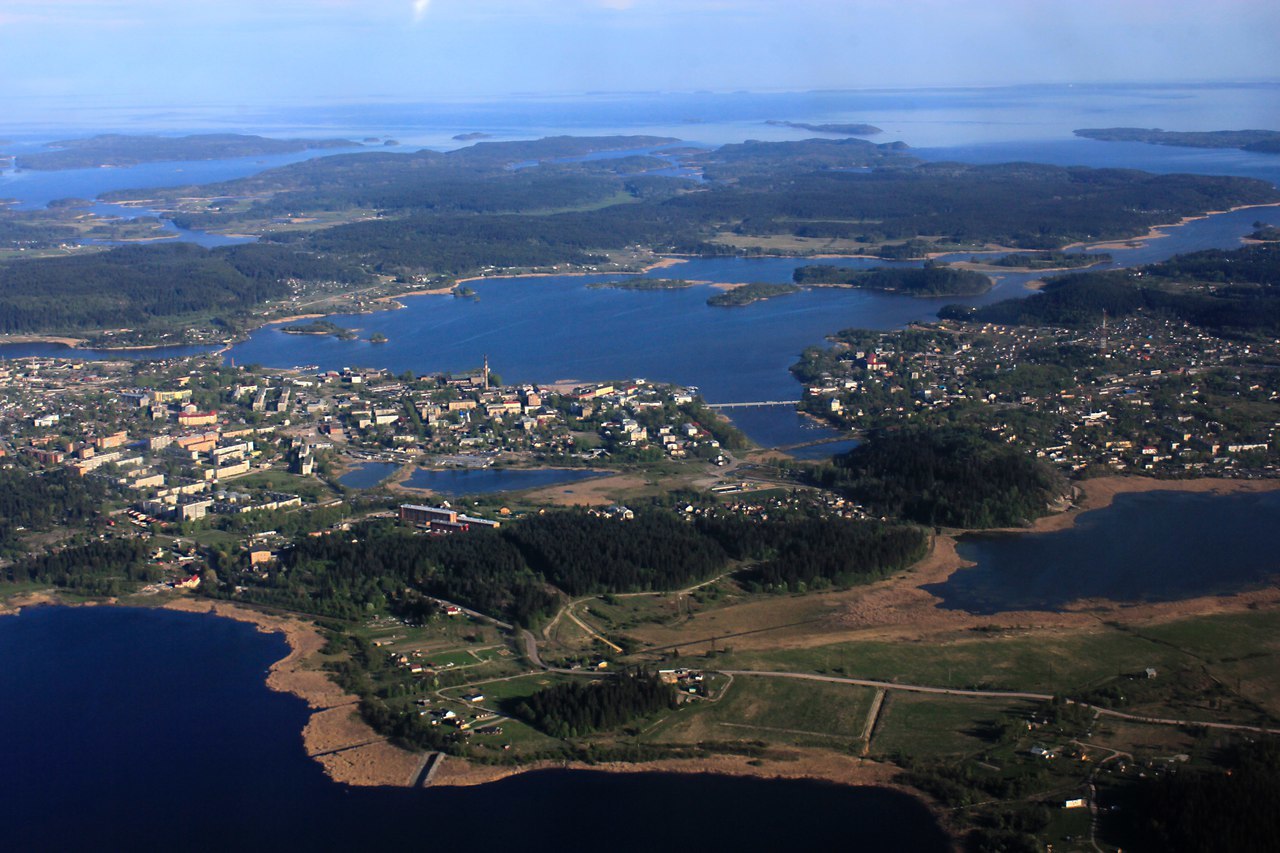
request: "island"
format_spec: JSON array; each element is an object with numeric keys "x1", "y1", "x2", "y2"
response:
[
  {"x1": 981, "y1": 250, "x2": 1110, "y2": 270},
  {"x1": 588, "y1": 278, "x2": 698, "y2": 291},
  {"x1": 705, "y1": 281, "x2": 800, "y2": 306},
  {"x1": 453, "y1": 132, "x2": 493, "y2": 141},
  {"x1": 278, "y1": 319, "x2": 357, "y2": 339},
  {"x1": 793, "y1": 264, "x2": 992, "y2": 296},
  {"x1": 13, "y1": 133, "x2": 362, "y2": 170},
  {"x1": 1075, "y1": 127, "x2": 1280, "y2": 154},
  {"x1": 766, "y1": 120, "x2": 883, "y2": 136}
]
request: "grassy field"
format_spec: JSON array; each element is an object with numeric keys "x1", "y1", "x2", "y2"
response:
[
  {"x1": 646, "y1": 675, "x2": 877, "y2": 750},
  {"x1": 871, "y1": 694, "x2": 1039, "y2": 758}
]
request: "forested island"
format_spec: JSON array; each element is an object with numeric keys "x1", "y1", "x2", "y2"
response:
[
  {"x1": 588, "y1": 278, "x2": 697, "y2": 291},
  {"x1": 14, "y1": 133, "x2": 362, "y2": 170},
  {"x1": 982, "y1": 250, "x2": 1110, "y2": 269},
  {"x1": 1075, "y1": 127, "x2": 1280, "y2": 154},
  {"x1": 705, "y1": 282, "x2": 800, "y2": 306},
  {"x1": 794, "y1": 264, "x2": 991, "y2": 296},
  {"x1": 765, "y1": 120, "x2": 883, "y2": 136},
  {"x1": 279, "y1": 319, "x2": 357, "y2": 339}
]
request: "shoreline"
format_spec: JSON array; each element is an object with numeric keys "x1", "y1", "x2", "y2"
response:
[{"x1": 4, "y1": 474, "x2": 1279, "y2": 801}]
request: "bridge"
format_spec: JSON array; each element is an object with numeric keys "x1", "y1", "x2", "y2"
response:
[{"x1": 705, "y1": 400, "x2": 801, "y2": 409}]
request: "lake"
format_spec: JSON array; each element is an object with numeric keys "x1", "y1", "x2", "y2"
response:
[
  {"x1": 0, "y1": 605, "x2": 950, "y2": 852},
  {"x1": 337, "y1": 461, "x2": 401, "y2": 489},
  {"x1": 402, "y1": 466, "x2": 608, "y2": 495},
  {"x1": 924, "y1": 490, "x2": 1280, "y2": 614}
]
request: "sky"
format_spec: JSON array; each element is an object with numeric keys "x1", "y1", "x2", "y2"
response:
[{"x1": 2, "y1": 0, "x2": 1279, "y2": 110}]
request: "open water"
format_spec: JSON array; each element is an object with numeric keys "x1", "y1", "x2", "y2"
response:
[{"x1": 926, "y1": 490, "x2": 1280, "y2": 613}]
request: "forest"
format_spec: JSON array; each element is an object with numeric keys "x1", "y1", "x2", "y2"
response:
[
  {"x1": 947, "y1": 243, "x2": 1280, "y2": 336},
  {"x1": 222, "y1": 506, "x2": 929, "y2": 626},
  {"x1": 793, "y1": 264, "x2": 991, "y2": 296},
  {"x1": 0, "y1": 467, "x2": 108, "y2": 551},
  {"x1": 1121, "y1": 738, "x2": 1280, "y2": 852},
  {"x1": 809, "y1": 427, "x2": 1066, "y2": 529},
  {"x1": 0, "y1": 242, "x2": 368, "y2": 334}
]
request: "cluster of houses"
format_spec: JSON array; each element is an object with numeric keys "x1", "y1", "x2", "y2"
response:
[{"x1": 802, "y1": 315, "x2": 1280, "y2": 477}]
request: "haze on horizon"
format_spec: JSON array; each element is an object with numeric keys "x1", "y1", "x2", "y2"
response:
[{"x1": 3, "y1": 0, "x2": 1279, "y2": 120}]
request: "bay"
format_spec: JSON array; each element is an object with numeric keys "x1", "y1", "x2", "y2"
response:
[
  {"x1": 0, "y1": 605, "x2": 950, "y2": 852},
  {"x1": 925, "y1": 490, "x2": 1280, "y2": 614}
]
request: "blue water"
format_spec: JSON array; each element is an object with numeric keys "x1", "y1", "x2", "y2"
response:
[
  {"x1": 0, "y1": 606, "x2": 949, "y2": 851},
  {"x1": 925, "y1": 491, "x2": 1280, "y2": 614},
  {"x1": 403, "y1": 467, "x2": 607, "y2": 495},
  {"x1": 337, "y1": 461, "x2": 401, "y2": 489}
]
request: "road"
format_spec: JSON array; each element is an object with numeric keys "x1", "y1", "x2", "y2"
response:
[{"x1": 719, "y1": 670, "x2": 1280, "y2": 735}]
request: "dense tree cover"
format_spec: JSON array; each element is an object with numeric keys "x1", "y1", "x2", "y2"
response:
[
  {"x1": 506, "y1": 509, "x2": 727, "y2": 596},
  {"x1": 984, "y1": 250, "x2": 1110, "y2": 269},
  {"x1": 705, "y1": 282, "x2": 800, "y2": 306},
  {"x1": 0, "y1": 467, "x2": 109, "y2": 549},
  {"x1": 948, "y1": 243, "x2": 1280, "y2": 335},
  {"x1": 265, "y1": 523, "x2": 556, "y2": 624},
  {"x1": 811, "y1": 427, "x2": 1065, "y2": 529},
  {"x1": 1249, "y1": 225, "x2": 1280, "y2": 241},
  {"x1": 793, "y1": 264, "x2": 991, "y2": 296},
  {"x1": 509, "y1": 671, "x2": 677, "y2": 738},
  {"x1": 1125, "y1": 739, "x2": 1280, "y2": 853},
  {"x1": 0, "y1": 242, "x2": 365, "y2": 333},
  {"x1": 1074, "y1": 127, "x2": 1280, "y2": 153},
  {"x1": 0, "y1": 217, "x2": 78, "y2": 248},
  {"x1": 16, "y1": 133, "x2": 359, "y2": 170},
  {"x1": 1, "y1": 539, "x2": 158, "y2": 596},
  {"x1": 697, "y1": 515, "x2": 927, "y2": 591}
]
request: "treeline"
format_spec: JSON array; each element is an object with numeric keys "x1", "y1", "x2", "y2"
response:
[
  {"x1": 508, "y1": 671, "x2": 677, "y2": 738},
  {"x1": 793, "y1": 264, "x2": 991, "y2": 296},
  {"x1": 947, "y1": 243, "x2": 1280, "y2": 335},
  {"x1": 698, "y1": 515, "x2": 927, "y2": 591},
  {"x1": 507, "y1": 509, "x2": 727, "y2": 596},
  {"x1": 266, "y1": 523, "x2": 556, "y2": 625},
  {"x1": 0, "y1": 468, "x2": 109, "y2": 549},
  {"x1": 985, "y1": 250, "x2": 1110, "y2": 269},
  {"x1": 1, "y1": 539, "x2": 159, "y2": 596},
  {"x1": 244, "y1": 506, "x2": 926, "y2": 625},
  {"x1": 810, "y1": 427, "x2": 1065, "y2": 529},
  {"x1": 0, "y1": 242, "x2": 367, "y2": 333}
]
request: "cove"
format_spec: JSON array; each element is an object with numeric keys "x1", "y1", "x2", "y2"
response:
[
  {"x1": 0, "y1": 605, "x2": 950, "y2": 852},
  {"x1": 924, "y1": 490, "x2": 1280, "y2": 614}
]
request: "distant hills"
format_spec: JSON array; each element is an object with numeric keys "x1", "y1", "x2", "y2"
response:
[
  {"x1": 1075, "y1": 127, "x2": 1280, "y2": 154},
  {"x1": 15, "y1": 133, "x2": 362, "y2": 170}
]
